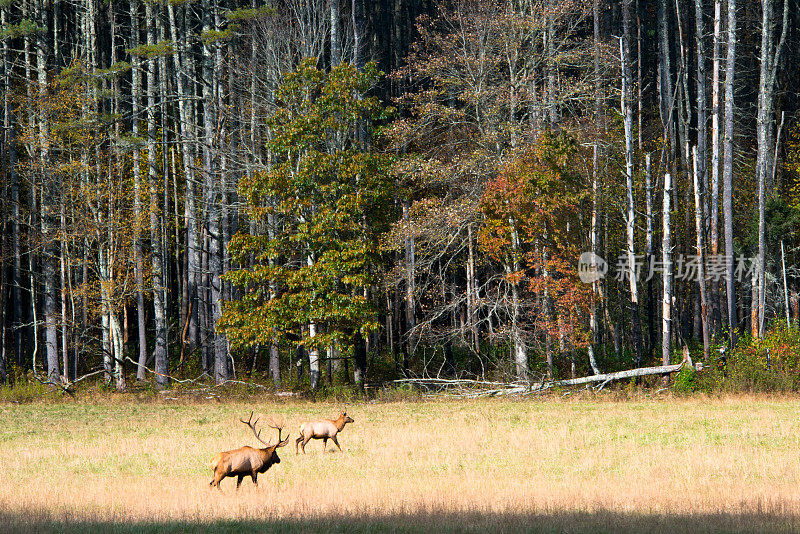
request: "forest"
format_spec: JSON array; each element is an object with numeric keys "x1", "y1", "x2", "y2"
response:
[{"x1": 1, "y1": 0, "x2": 800, "y2": 394}]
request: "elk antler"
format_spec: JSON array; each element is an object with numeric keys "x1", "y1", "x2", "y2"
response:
[
  {"x1": 240, "y1": 411, "x2": 271, "y2": 447},
  {"x1": 267, "y1": 419, "x2": 290, "y2": 448}
]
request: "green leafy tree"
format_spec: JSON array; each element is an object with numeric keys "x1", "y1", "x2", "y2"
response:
[{"x1": 221, "y1": 59, "x2": 395, "y2": 385}]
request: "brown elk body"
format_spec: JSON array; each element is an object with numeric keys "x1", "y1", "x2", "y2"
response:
[
  {"x1": 210, "y1": 413, "x2": 290, "y2": 490},
  {"x1": 295, "y1": 412, "x2": 354, "y2": 454}
]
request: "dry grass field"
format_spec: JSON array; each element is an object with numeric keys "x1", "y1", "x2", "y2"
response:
[{"x1": 2, "y1": 395, "x2": 800, "y2": 532}]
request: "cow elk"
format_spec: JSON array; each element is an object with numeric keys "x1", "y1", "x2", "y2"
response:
[
  {"x1": 209, "y1": 412, "x2": 290, "y2": 490},
  {"x1": 295, "y1": 411, "x2": 354, "y2": 454}
]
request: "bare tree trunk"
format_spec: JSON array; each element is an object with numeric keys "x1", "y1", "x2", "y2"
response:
[
  {"x1": 130, "y1": 0, "x2": 149, "y2": 381},
  {"x1": 3, "y1": 3, "x2": 23, "y2": 369},
  {"x1": 158, "y1": 1, "x2": 171, "y2": 368},
  {"x1": 352, "y1": 0, "x2": 366, "y2": 68},
  {"x1": 754, "y1": 0, "x2": 789, "y2": 338},
  {"x1": 167, "y1": 1, "x2": 200, "y2": 361},
  {"x1": 353, "y1": 332, "x2": 367, "y2": 387},
  {"x1": 269, "y1": 345, "x2": 280, "y2": 386},
  {"x1": 675, "y1": 0, "x2": 691, "y2": 180},
  {"x1": 710, "y1": 0, "x2": 722, "y2": 334},
  {"x1": 662, "y1": 172, "x2": 673, "y2": 366},
  {"x1": 509, "y1": 221, "x2": 527, "y2": 382},
  {"x1": 60, "y1": 176, "x2": 68, "y2": 382},
  {"x1": 202, "y1": 0, "x2": 227, "y2": 385},
  {"x1": 467, "y1": 224, "x2": 478, "y2": 355},
  {"x1": 657, "y1": 0, "x2": 675, "y2": 150},
  {"x1": 546, "y1": 10, "x2": 557, "y2": 126},
  {"x1": 590, "y1": 0, "x2": 605, "y2": 371},
  {"x1": 36, "y1": 0, "x2": 59, "y2": 382},
  {"x1": 692, "y1": 147, "x2": 710, "y2": 362},
  {"x1": 147, "y1": 1, "x2": 168, "y2": 388},
  {"x1": 402, "y1": 201, "x2": 414, "y2": 372},
  {"x1": 695, "y1": 0, "x2": 707, "y2": 188},
  {"x1": 636, "y1": 1, "x2": 643, "y2": 152},
  {"x1": 621, "y1": 8, "x2": 643, "y2": 366},
  {"x1": 723, "y1": 0, "x2": 736, "y2": 348},
  {"x1": 0, "y1": 225, "x2": 5, "y2": 382},
  {"x1": 645, "y1": 153, "x2": 655, "y2": 358},
  {"x1": 588, "y1": 150, "x2": 602, "y2": 374},
  {"x1": 331, "y1": 0, "x2": 341, "y2": 66}
]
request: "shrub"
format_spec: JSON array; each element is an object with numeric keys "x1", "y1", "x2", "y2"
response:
[{"x1": 697, "y1": 323, "x2": 800, "y2": 393}]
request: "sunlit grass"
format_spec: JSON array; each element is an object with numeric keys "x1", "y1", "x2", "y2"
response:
[{"x1": 2, "y1": 395, "x2": 800, "y2": 532}]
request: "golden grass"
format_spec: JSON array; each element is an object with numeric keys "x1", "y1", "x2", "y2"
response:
[{"x1": 2, "y1": 395, "x2": 800, "y2": 532}]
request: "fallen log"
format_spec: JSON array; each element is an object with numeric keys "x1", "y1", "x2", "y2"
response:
[
  {"x1": 546, "y1": 362, "x2": 684, "y2": 388},
  {"x1": 394, "y1": 360, "x2": 688, "y2": 397}
]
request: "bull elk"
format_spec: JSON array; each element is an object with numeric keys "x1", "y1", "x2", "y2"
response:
[
  {"x1": 295, "y1": 411, "x2": 354, "y2": 454},
  {"x1": 209, "y1": 412, "x2": 289, "y2": 490}
]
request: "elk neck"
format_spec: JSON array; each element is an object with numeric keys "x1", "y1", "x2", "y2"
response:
[{"x1": 334, "y1": 415, "x2": 348, "y2": 431}]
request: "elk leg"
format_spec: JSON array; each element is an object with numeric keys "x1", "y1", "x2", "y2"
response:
[
  {"x1": 210, "y1": 470, "x2": 223, "y2": 490},
  {"x1": 251, "y1": 472, "x2": 258, "y2": 487},
  {"x1": 236, "y1": 475, "x2": 244, "y2": 489},
  {"x1": 331, "y1": 435, "x2": 342, "y2": 452},
  {"x1": 295, "y1": 435, "x2": 304, "y2": 455},
  {"x1": 322, "y1": 437, "x2": 328, "y2": 451},
  {"x1": 301, "y1": 435, "x2": 312, "y2": 453}
]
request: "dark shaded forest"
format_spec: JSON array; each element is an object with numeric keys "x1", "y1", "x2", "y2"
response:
[{"x1": 1, "y1": 0, "x2": 800, "y2": 393}]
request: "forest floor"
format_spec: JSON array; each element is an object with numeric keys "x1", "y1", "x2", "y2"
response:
[{"x1": 1, "y1": 395, "x2": 800, "y2": 532}]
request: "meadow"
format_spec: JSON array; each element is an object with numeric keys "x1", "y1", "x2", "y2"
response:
[{"x1": 2, "y1": 395, "x2": 800, "y2": 532}]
